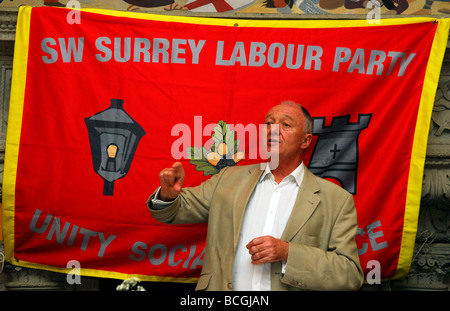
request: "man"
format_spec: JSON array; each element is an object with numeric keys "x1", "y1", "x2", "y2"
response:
[{"x1": 147, "y1": 101, "x2": 364, "y2": 291}]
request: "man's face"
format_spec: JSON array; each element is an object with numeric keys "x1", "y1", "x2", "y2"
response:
[{"x1": 264, "y1": 103, "x2": 312, "y2": 161}]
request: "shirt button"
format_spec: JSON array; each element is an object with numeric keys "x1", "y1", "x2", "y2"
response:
[{"x1": 227, "y1": 282, "x2": 233, "y2": 290}]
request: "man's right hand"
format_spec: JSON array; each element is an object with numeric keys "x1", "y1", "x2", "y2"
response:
[{"x1": 159, "y1": 162, "x2": 185, "y2": 201}]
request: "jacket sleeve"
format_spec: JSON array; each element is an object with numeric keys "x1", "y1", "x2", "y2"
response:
[
  {"x1": 147, "y1": 167, "x2": 228, "y2": 225},
  {"x1": 281, "y1": 193, "x2": 364, "y2": 291}
]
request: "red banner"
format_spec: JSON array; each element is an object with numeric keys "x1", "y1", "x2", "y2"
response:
[{"x1": 3, "y1": 6, "x2": 449, "y2": 283}]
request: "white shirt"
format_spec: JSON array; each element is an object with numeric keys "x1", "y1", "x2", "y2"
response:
[{"x1": 232, "y1": 162, "x2": 304, "y2": 291}]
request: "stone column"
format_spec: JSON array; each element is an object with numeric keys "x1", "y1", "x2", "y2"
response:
[{"x1": 389, "y1": 41, "x2": 450, "y2": 290}]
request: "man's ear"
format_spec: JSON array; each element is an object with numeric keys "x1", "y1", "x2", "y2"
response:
[{"x1": 302, "y1": 134, "x2": 313, "y2": 149}]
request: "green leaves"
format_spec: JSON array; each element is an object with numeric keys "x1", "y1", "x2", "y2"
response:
[
  {"x1": 187, "y1": 120, "x2": 243, "y2": 176},
  {"x1": 187, "y1": 146, "x2": 219, "y2": 176}
]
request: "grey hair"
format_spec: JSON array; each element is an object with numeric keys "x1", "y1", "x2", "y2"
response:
[{"x1": 279, "y1": 100, "x2": 314, "y2": 134}]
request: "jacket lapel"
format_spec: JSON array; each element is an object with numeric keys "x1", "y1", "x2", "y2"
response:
[{"x1": 281, "y1": 168, "x2": 321, "y2": 241}]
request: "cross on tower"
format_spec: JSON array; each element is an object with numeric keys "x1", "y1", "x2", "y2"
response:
[{"x1": 330, "y1": 144, "x2": 341, "y2": 159}]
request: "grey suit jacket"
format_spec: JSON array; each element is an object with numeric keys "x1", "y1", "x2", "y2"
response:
[{"x1": 148, "y1": 163, "x2": 364, "y2": 291}]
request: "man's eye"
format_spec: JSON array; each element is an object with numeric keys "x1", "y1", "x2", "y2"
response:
[{"x1": 283, "y1": 123, "x2": 290, "y2": 127}]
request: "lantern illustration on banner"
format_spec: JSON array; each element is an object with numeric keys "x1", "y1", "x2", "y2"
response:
[{"x1": 85, "y1": 98, "x2": 146, "y2": 196}]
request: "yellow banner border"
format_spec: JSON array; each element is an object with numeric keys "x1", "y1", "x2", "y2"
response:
[
  {"x1": 11, "y1": 258, "x2": 199, "y2": 283},
  {"x1": 3, "y1": 5, "x2": 449, "y2": 282},
  {"x1": 2, "y1": 5, "x2": 31, "y2": 263}
]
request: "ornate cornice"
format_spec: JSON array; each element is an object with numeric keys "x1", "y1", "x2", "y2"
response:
[{"x1": 0, "y1": 8, "x2": 18, "y2": 42}]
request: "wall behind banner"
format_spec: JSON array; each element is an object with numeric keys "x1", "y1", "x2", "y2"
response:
[
  {"x1": 0, "y1": 7, "x2": 449, "y2": 291},
  {"x1": 0, "y1": 0, "x2": 447, "y2": 15}
]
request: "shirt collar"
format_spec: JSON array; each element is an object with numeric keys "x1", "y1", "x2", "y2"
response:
[{"x1": 259, "y1": 162, "x2": 305, "y2": 186}]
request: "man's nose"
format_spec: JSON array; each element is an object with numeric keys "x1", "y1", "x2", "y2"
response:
[
  {"x1": 272, "y1": 124, "x2": 280, "y2": 132},
  {"x1": 268, "y1": 124, "x2": 280, "y2": 136}
]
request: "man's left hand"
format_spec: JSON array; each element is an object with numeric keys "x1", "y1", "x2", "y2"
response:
[{"x1": 246, "y1": 236, "x2": 289, "y2": 264}]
